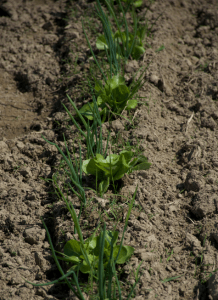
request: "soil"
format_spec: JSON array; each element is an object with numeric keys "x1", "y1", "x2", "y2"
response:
[{"x1": 0, "y1": 0, "x2": 218, "y2": 299}]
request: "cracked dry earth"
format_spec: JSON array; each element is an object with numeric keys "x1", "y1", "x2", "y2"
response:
[{"x1": 0, "y1": 0, "x2": 218, "y2": 299}]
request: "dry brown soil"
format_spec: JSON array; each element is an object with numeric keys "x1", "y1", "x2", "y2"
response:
[{"x1": 0, "y1": 0, "x2": 218, "y2": 299}]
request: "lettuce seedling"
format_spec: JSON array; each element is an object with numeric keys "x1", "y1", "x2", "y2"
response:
[
  {"x1": 82, "y1": 150, "x2": 151, "y2": 194},
  {"x1": 95, "y1": 74, "x2": 138, "y2": 113},
  {"x1": 79, "y1": 74, "x2": 137, "y2": 122},
  {"x1": 78, "y1": 96, "x2": 108, "y2": 123},
  {"x1": 56, "y1": 230, "x2": 134, "y2": 274},
  {"x1": 96, "y1": 28, "x2": 146, "y2": 60}
]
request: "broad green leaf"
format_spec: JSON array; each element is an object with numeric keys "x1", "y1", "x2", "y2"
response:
[
  {"x1": 79, "y1": 102, "x2": 95, "y2": 120},
  {"x1": 106, "y1": 86, "x2": 130, "y2": 113},
  {"x1": 132, "y1": 45, "x2": 145, "y2": 60},
  {"x1": 67, "y1": 256, "x2": 80, "y2": 263},
  {"x1": 129, "y1": 155, "x2": 147, "y2": 167},
  {"x1": 83, "y1": 154, "x2": 104, "y2": 176},
  {"x1": 97, "y1": 96, "x2": 104, "y2": 106},
  {"x1": 107, "y1": 74, "x2": 125, "y2": 89},
  {"x1": 84, "y1": 237, "x2": 97, "y2": 251},
  {"x1": 111, "y1": 153, "x2": 131, "y2": 181},
  {"x1": 119, "y1": 150, "x2": 134, "y2": 163},
  {"x1": 105, "y1": 153, "x2": 119, "y2": 164},
  {"x1": 120, "y1": 0, "x2": 143, "y2": 7},
  {"x1": 64, "y1": 240, "x2": 82, "y2": 257},
  {"x1": 61, "y1": 229, "x2": 135, "y2": 275},
  {"x1": 114, "y1": 31, "x2": 127, "y2": 44},
  {"x1": 128, "y1": 155, "x2": 152, "y2": 173},
  {"x1": 78, "y1": 100, "x2": 107, "y2": 121},
  {"x1": 126, "y1": 99, "x2": 138, "y2": 110},
  {"x1": 112, "y1": 84, "x2": 129, "y2": 101},
  {"x1": 96, "y1": 34, "x2": 109, "y2": 50},
  {"x1": 113, "y1": 245, "x2": 134, "y2": 264},
  {"x1": 97, "y1": 96, "x2": 104, "y2": 105},
  {"x1": 97, "y1": 92, "x2": 110, "y2": 105},
  {"x1": 96, "y1": 25, "x2": 145, "y2": 61},
  {"x1": 80, "y1": 259, "x2": 92, "y2": 274},
  {"x1": 80, "y1": 254, "x2": 94, "y2": 264},
  {"x1": 82, "y1": 159, "x2": 90, "y2": 175},
  {"x1": 82, "y1": 151, "x2": 151, "y2": 194},
  {"x1": 105, "y1": 155, "x2": 125, "y2": 180},
  {"x1": 133, "y1": 0, "x2": 143, "y2": 7},
  {"x1": 94, "y1": 231, "x2": 119, "y2": 256},
  {"x1": 92, "y1": 75, "x2": 135, "y2": 118},
  {"x1": 95, "y1": 154, "x2": 120, "y2": 178}
]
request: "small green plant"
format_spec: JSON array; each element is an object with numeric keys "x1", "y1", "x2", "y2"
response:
[
  {"x1": 191, "y1": 235, "x2": 218, "y2": 283},
  {"x1": 96, "y1": 0, "x2": 145, "y2": 61},
  {"x1": 155, "y1": 45, "x2": 165, "y2": 52},
  {"x1": 95, "y1": 0, "x2": 137, "y2": 64},
  {"x1": 96, "y1": 27, "x2": 146, "y2": 60},
  {"x1": 63, "y1": 94, "x2": 110, "y2": 159},
  {"x1": 25, "y1": 187, "x2": 141, "y2": 300},
  {"x1": 80, "y1": 74, "x2": 137, "y2": 121},
  {"x1": 80, "y1": 0, "x2": 150, "y2": 123},
  {"x1": 96, "y1": 0, "x2": 160, "y2": 60},
  {"x1": 56, "y1": 230, "x2": 134, "y2": 274},
  {"x1": 94, "y1": 74, "x2": 137, "y2": 114},
  {"x1": 82, "y1": 150, "x2": 151, "y2": 195},
  {"x1": 166, "y1": 248, "x2": 173, "y2": 262},
  {"x1": 79, "y1": 65, "x2": 149, "y2": 123},
  {"x1": 42, "y1": 137, "x2": 86, "y2": 206}
]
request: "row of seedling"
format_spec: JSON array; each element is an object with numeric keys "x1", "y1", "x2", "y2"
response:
[{"x1": 25, "y1": 0, "x2": 153, "y2": 298}]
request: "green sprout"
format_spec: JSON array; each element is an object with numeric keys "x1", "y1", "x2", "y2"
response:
[{"x1": 82, "y1": 150, "x2": 151, "y2": 195}]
